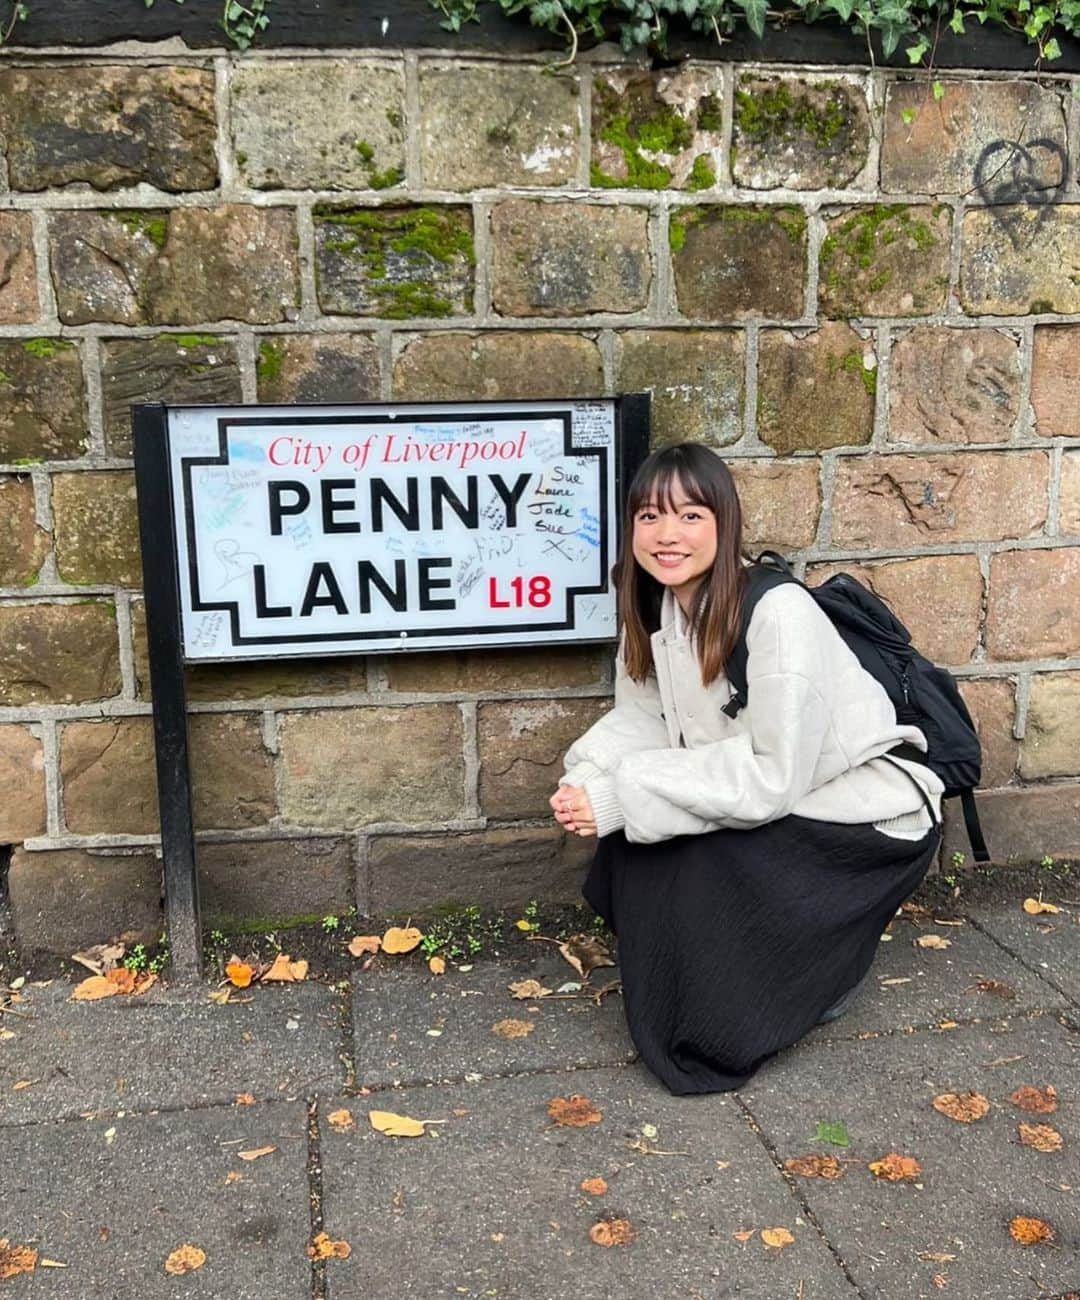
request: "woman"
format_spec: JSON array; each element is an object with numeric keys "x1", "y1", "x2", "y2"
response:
[{"x1": 550, "y1": 442, "x2": 943, "y2": 1096}]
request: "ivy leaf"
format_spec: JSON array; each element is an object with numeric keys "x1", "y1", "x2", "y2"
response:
[
  {"x1": 948, "y1": 8, "x2": 965, "y2": 32},
  {"x1": 811, "y1": 1121, "x2": 851, "y2": 1147},
  {"x1": 741, "y1": 0, "x2": 769, "y2": 37},
  {"x1": 901, "y1": 108, "x2": 918, "y2": 125},
  {"x1": 932, "y1": 80, "x2": 945, "y2": 100},
  {"x1": 1042, "y1": 36, "x2": 1062, "y2": 57},
  {"x1": 906, "y1": 36, "x2": 929, "y2": 61}
]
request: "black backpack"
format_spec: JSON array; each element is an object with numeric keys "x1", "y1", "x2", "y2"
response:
[{"x1": 722, "y1": 551, "x2": 989, "y2": 862}]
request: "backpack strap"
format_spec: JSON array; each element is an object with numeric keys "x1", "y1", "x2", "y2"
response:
[
  {"x1": 960, "y1": 788, "x2": 991, "y2": 863},
  {"x1": 878, "y1": 752, "x2": 941, "y2": 831},
  {"x1": 721, "y1": 554, "x2": 800, "y2": 719}
]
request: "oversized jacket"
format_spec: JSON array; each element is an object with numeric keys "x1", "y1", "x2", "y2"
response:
[{"x1": 560, "y1": 582, "x2": 944, "y2": 844}]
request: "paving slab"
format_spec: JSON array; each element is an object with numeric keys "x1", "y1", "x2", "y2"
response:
[
  {"x1": 965, "y1": 901, "x2": 1080, "y2": 1008},
  {"x1": 0, "y1": 1101, "x2": 311, "y2": 1298},
  {"x1": 319, "y1": 1066, "x2": 856, "y2": 1300},
  {"x1": 742, "y1": 1016, "x2": 1080, "y2": 1300},
  {"x1": 0, "y1": 981, "x2": 345, "y2": 1124},
  {"x1": 799, "y1": 911, "x2": 1067, "y2": 1046},
  {"x1": 351, "y1": 959, "x2": 636, "y2": 1089}
]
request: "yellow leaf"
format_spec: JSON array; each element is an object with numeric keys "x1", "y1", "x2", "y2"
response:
[
  {"x1": 12, "y1": 1079, "x2": 35, "y2": 1092},
  {"x1": 225, "y1": 958, "x2": 254, "y2": 988},
  {"x1": 261, "y1": 954, "x2": 308, "y2": 982},
  {"x1": 71, "y1": 974, "x2": 119, "y2": 1001},
  {"x1": 208, "y1": 988, "x2": 232, "y2": 1004},
  {"x1": 1022, "y1": 897, "x2": 1061, "y2": 915},
  {"x1": 1008, "y1": 1215, "x2": 1054, "y2": 1246},
  {"x1": 932, "y1": 1092, "x2": 990, "y2": 1124},
  {"x1": 515, "y1": 919, "x2": 533, "y2": 931},
  {"x1": 328, "y1": 1108, "x2": 355, "y2": 1132},
  {"x1": 237, "y1": 1145, "x2": 276, "y2": 1161},
  {"x1": 916, "y1": 935, "x2": 951, "y2": 950},
  {"x1": 428, "y1": 956, "x2": 446, "y2": 975},
  {"x1": 307, "y1": 1231, "x2": 351, "y2": 1260},
  {"x1": 163, "y1": 1244, "x2": 205, "y2": 1275},
  {"x1": 589, "y1": 1218, "x2": 635, "y2": 1247},
  {"x1": 0, "y1": 1239, "x2": 38, "y2": 1280},
  {"x1": 761, "y1": 1227, "x2": 795, "y2": 1249},
  {"x1": 509, "y1": 978, "x2": 552, "y2": 999},
  {"x1": 492, "y1": 1018, "x2": 535, "y2": 1039},
  {"x1": 347, "y1": 935, "x2": 381, "y2": 957},
  {"x1": 381, "y1": 926, "x2": 423, "y2": 955},
  {"x1": 368, "y1": 1109, "x2": 428, "y2": 1138},
  {"x1": 1018, "y1": 1123, "x2": 1063, "y2": 1152}
]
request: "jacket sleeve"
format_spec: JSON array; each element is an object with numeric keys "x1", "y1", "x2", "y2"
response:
[{"x1": 612, "y1": 589, "x2": 834, "y2": 843}]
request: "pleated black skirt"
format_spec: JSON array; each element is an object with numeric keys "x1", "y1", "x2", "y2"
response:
[{"x1": 583, "y1": 815, "x2": 941, "y2": 1096}]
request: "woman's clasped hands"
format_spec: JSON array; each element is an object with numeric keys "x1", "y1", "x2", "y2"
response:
[{"x1": 550, "y1": 784, "x2": 597, "y2": 837}]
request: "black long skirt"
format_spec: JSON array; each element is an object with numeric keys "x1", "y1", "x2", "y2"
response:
[{"x1": 583, "y1": 815, "x2": 940, "y2": 1096}]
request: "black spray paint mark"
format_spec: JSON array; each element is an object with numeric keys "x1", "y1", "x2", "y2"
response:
[{"x1": 973, "y1": 137, "x2": 1068, "y2": 246}]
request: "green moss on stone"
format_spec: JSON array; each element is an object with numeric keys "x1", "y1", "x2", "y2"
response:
[
  {"x1": 19, "y1": 567, "x2": 41, "y2": 586},
  {"x1": 697, "y1": 96, "x2": 723, "y2": 133},
  {"x1": 22, "y1": 338, "x2": 75, "y2": 359},
  {"x1": 828, "y1": 349, "x2": 878, "y2": 398},
  {"x1": 669, "y1": 207, "x2": 705, "y2": 254},
  {"x1": 592, "y1": 82, "x2": 697, "y2": 190},
  {"x1": 168, "y1": 334, "x2": 222, "y2": 350},
  {"x1": 820, "y1": 206, "x2": 937, "y2": 304},
  {"x1": 734, "y1": 79, "x2": 850, "y2": 150},
  {"x1": 368, "y1": 164, "x2": 404, "y2": 191},
  {"x1": 686, "y1": 154, "x2": 717, "y2": 192},
  {"x1": 354, "y1": 139, "x2": 375, "y2": 162},
  {"x1": 257, "y1": 339, "x2": 286, "y2": 385},
  {"x1": 114, "y1": 210, "x2": 169, "y2": 248}
]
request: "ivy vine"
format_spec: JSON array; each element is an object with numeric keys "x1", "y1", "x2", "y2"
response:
[{"x1": 0, "y1": 0, "x2": 272, "y2": 50}]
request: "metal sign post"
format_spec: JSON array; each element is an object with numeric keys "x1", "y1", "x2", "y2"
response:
[{"x1": 132, "y1": 394, "x2": 651, "y2": 983}]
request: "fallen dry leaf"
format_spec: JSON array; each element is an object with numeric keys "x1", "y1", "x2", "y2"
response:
[
  {"x1": 71, "y1": 942, "x2": 125, "y2": 976},
  {"x1": 381, "y1": 926, "x2": 423, "y2": 955},
  {"x1": 0, "y1": 1239, "x2": 38, "y2": 1280},
  {"x1": 328, "y1": 1108, "x2": 354, "y2": 1132},
  {"x1": 932, "y1": 1274, "x2": 948, "y2": 1289},
  {"x1": 1008, "y1": 1215, "x2": 1054, "y2": 1246},
  {"x1": 761, "y1": 1227, "x2": 795, "y2": 1249},
  {"x1": 71, "y1": 974, "x2": 118, "y2": 1001},
  {"x1": 347, "y1": 935, "x2": 381, "y2": 957},
  {"x1": 933, "y1": 1092, "x2": 991, "y2": 1124},
  {"x1": 492, "y1": 1018, "x2": 535, "y2": 1040},
  {"x1": 915, "y1": 935, "x2": 952, "y2": 950},
  {"x1": 237, "y1": 1145, "x2": 276, "y2": 1161},
  {"x1": 589, "y1": 1218, "x2": 635, "y2": 1247},
  {"x1": 163, "y1": 1244, "x2": 205, "y2": 1275},
  {"x1": 12, "y1": 1079, "x2": 35, "y2": 1092},
  {"x1": 974, "y1": 979, "x2": 1016, "y2": 999},
  {"x1": 1022, "y1": 898, "x2": 1062, "y2": 916},
  {"x1": 784, "y1": 1155, "x2": 845, "y2": 1179},
  {"x1": 1009, "y1": 1084, "x2": 1058, "y2": 1115},
  {"x1": 105, "y1": 968, "x2": 136, "y2": 995},
  {"x1": 580, "y1": 1177, "x2": 608, "y2": 1196},
  {"x1": 234, "y1": 1093, "x2": 255, "y2": 1106},
  {"x1": 1018, "y1": 1123, "x2": 1063, "y2": 1153},
  {"x1": 368, "y1": 1109, "x2": 434, "y2": 1138},
  {"x1": 548, "y1": 1094, "x2": 602, "y2": 1128},
  {"x1": 132, "y1": 972, "x2": 157, "y2": 996},
  {"x1": 224, "y1": 1171, "x2": 243, "y2": 1185},
  {"x1": 261, "y1": 954, "x2": 307, "y2": 983},
  {"x1": 428, "y1": 956, "x2": 446, "y2": 976},
  {"x1": 307, "y1": 1232, "x2": 351, "y2": 1260},
  {"x1": 509, "y1": 978, "x2": 552, "y2": 1000},
  {"x1": 919, "y1": 1252, "x2": 957, "y2": 1263},
  {"x1": 225, "y1": 958, "x2": 255, "y2": 988},
  {"x1": 868, "y1": 1153, "x2": 922, "y2": 1181},
  {"x1": 732, "y1": 1229, "x2": 755, "y2": 1244},
  {"x1": 558, "y1": 933, "x2": 615, "y2": 981},
  {"x1": 208, "y1": 988, "x2": 232, "y2": 1005}
]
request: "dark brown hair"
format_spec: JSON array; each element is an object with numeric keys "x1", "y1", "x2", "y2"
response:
[{"x1": 614, "y1": 443, "x2": 746, "y2": 686}]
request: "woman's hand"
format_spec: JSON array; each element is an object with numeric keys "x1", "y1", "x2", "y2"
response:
[{"x1": 550, "y1": 784, "x2": 597, "y2": 837}]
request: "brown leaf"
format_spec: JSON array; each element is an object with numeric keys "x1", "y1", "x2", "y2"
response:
[
  {"x1": 71, "y1": 943, "x2": 125, "y2": 976},
  {"x1": 381, "y1": 926, "x2": 423, "y2": 955},
  {"x1": 1008, "y1": 1215, "x2": 1054, "y2": 1246},
  {"x1": 163, "y1": 1244, "x2": 205, "y2": 1275},
  {"x1": 132, "y1": 972, "x2": 157, "y2": 996},
  {"x1": 224, "y1": 1171, "x2": 243, "y2": 1185},
  {"x1": 347, "y1": 935, "x2": 381, "y2": 957},
  {"x1": 71, "y1": 974, "x2": 119, "y2": 1001},
  {"x1": 1008, "y1": 1084, "x2": 1058, "y2": 1115},
  {"x1": 760, "y1": 1227, "x2": 795, "y2": 1249},
  {"x1": 558, "y1": 933, "x2": 615, "y2": 981},
  {"x1": 105, "y1": 968, "x2": 136, "y2": 995},
  {"x1": 508, "y1": 978, "x2": 552, "y2": 1000},
  {"x1": 328, "y1": 1108, "x2": 355, "y2": 1132},
  {"x1": 580, "y1": 1177, "x2": 608, "y2": 1196},
  {"x1": 1022, "y1": 897, "x2": 1061, "y2": 915},
  {"x1": 784, "y1": 1155, "x2": 845, "y2": 1179},
  {"x1": 974, "y1": 979, "x2": 1016, "y2": 999},
  {"x1": 237, "y1": 1145, "x2": 276, "y2": 1161},
  {"x1": 234, "y1": 1093, "x2": 256, "y2": 1106},
  {"x1": 732, "y1": 1229, "x2": 755, "y2": 1244},
  {"x1": 1018, "y1": 1123, "x2": 1064, "y2": 1153},
  {"x1": 932, "y1": 1092, "x2": 991, "y2": 1124},
  {"x1": 492, "y1": 1018, "x2": 535, "y2": 1040},
  {"x1": 0, "y1": 1239, "x2": 38, "y2": 1280},
  {"x1": 868, "y1": 1153, "x2": 922, "y2": 1181},
  {"x1": 915, "y1": 935, "x2": 951, "y2": 950},
  {"x1": 547, "y1": 1094, "x2": 602, "y2": 1128},
  {"x1": 932, "y1": 1274, "x2": 948, "y2": 1289},
  {"x1": 307, "y1": 1231, "x2": 351, "y2": 1260},
  {"x1": 12, "y1": 1079, "x2": 35, "y2": 1092},
  {"x1": 589, "y1": 1218, "x2": 635, "y2": 1247},
  {"x1": 261, "y1": 954, "x2": 307, "y2": 982},
  {"x1": 225, "y1": 958, "x2": 255, "y2": 988},
  {"x1": 428, "y1": 956, "x2": 446, "y2": 975}
]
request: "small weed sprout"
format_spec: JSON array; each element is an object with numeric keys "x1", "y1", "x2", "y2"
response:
[
  {"x1": 322, "y1": 914, "x2": 340, "y2": 932},
  {"x1": 1040, "y1": 854, "x2": 1054, "y2": 869},
  {"x1": 950, "y1": 851, "x2": 965, "y2": 870},
  {"x1": 122, "y1": 944, "x2": 148, "y2": 973}
]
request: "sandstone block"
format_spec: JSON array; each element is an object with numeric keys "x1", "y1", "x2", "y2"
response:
[
  {"x1": 0, "y1": 65, "x2": 217, "y2": 192},
  {"x1": 386, "y1": 645, "x2": 606, "y2": 693},
  {"x1": 102, "y1": 335, "x2": 241, "y2": 456},
  {"x1": 882, "y1": 80, "x2": 1066, "y2": 196},
  {"x1": 315, "y1": 205, "x2": 473, "y2": 319},
  {"x1": 422, "y1": 63, "x2": 579, "y2": 190},
  {"x1": 52, "y1": 470, "x2": 142, "y2": 586},
  {"x1": 728, "y1": 459, "x2": 821, "y2": 551},
  {"x1": 819, "y1": 204, "x2": 951, "y2": 318},
  {"x1": 0, "y1": 602, "x2": 120, "y2": 705},
  {"x1": 478, "y1": 698, "x2": 610, "y2": 819},
  {"x1": 199, "y1": 838, "x2": 354, "y2": 928},
  {"x1": 50, "y1": 206, "x2": 299, "y2": 326},
  {"x1": 957, "y1": 678, "x2": 1018, "y2": 789},
  {"x1": 491, "y1": 200, "x2": 651, "y2": 318},
  {"x1": 731, "y1": 74, "x2": 869, "y2": 190},
  {"x1": 942, "y1": 785, "x2": 1080, "y2": 867},
  {"x1": 1061, "y1": 452, "x2": 1080, "y2": 535},
  {"x1": 392, "y1": 331, "x2": 603, "y2": 401},
  {"x1": 1021, "y1": 672, "x2": 1080, "y2": 779},
  {"x1": 831, "y1": 451, "x2": 1048, "y2": 548},
  {"x1": 8, "y1": 848, "x2": 161, "y2": 954},
  {"x1": 232, "y1": 59, "x2": 405, "y2": 191},
  {"x1": 278, "y1": 705, "x2": 463, "y2": 828},
  {"x1": 591, "y1": 65, "x2": 722, "y2": 191},
  {"x1": 615, "y1": 329, "x2": 743, "y2": 448},
  {"x1": 960, "y1": 206, "x2": 1080, "y2": 315},
  {"x1": 671, "y1": 205, "x2": 806, "y2": 320},
  {"x1": 1030, "y1": 326, "x2": 1080, "y2": 439},
  {"x1": 368, "y1": 827, "x2": 592, "y2": 916},
  {"x1": 60, "y1": 714, "x2": 275, "y2": 834},
  {"x1": 888, "y1": 326, "x2": 1021, "y2": 445},
  {"x1": 757, "y1": 323, "x2": 875, "y2": 454},
  {"x1": 987, "y1": 548, "x2": 1080, "y2": 660},
  {"x1": 256, "y1": 333, "x2": 379, "y2": 404},
  {"x1": 0, "y1": 212, "x2": 39, "y2": 324},
  {"x1": 807, "y1": 554, "x2": 983, "y2": 666},
  {"x1": 0, "y1": 476, "x2": 48, "y2": 586},
  {"x1": 0, "y1": 338, "x2": 87, "y2": 463},
  {"x1": 0, "y1": 724, "x2": 47, "y2": 840}
]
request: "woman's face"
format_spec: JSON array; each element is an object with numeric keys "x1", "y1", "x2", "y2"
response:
[{"x1": 631, "y1": 476, "x2": 718, "y2": 613}]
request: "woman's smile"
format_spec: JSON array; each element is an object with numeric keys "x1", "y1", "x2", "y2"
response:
[{"x1": 632, "y1": 484, "x2": 719, "y2": 612}]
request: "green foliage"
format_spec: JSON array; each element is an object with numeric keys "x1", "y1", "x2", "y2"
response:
[{"x1": 428, "y1": 0, "x2": 1078, "y2": 64}]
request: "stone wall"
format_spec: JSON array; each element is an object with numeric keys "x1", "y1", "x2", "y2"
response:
[{"x1": 1, "y1": 44, "x2": 1078, "y2": 951}]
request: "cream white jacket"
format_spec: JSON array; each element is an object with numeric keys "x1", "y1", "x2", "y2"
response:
[{"x1": 560, "y1": 583, "x2": 943, "y2": 844}]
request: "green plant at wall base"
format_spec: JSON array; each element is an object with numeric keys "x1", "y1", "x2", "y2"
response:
[{"x1": 428, "y1": 0, "x2": 1078, "y2": 65}]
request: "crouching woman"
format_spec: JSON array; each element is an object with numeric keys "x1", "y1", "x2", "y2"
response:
[{"x1": 550, "y1": 442, "x2": 943, "y2": 1096}]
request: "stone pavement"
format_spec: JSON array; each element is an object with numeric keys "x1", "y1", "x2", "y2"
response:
[{"x1": 0, "y1": 875, "x2": 1077, "y2": 1300}]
